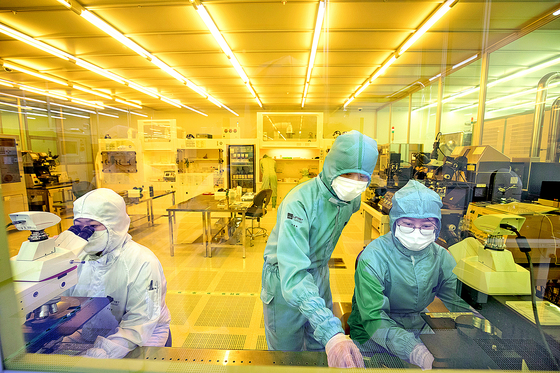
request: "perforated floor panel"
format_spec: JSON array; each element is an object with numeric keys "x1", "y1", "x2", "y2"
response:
[
  {"x1": 195, "y1": 296, "x2": 255, "y2": 328},
  {"x1": 168, "y1": 270, "x2": 218, "y2": 292},
  {"x1": 166, "y1": 293, "x2": 203, "y2": 325},
  {"x1": 182, "y1": 333, "x2": 246, "y2": 350},
  {"x1": 214, "y1": 271, "x2": 261, "y2": 293},
  {"x1": 329, "y1": 273, "x2": 356, "y2": 295},
  {"x1": 256, "y1": 335, "x2": 268, "y2": 350}
]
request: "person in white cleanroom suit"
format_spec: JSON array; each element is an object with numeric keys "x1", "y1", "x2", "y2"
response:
[
  {"x1": 62, "y1": 188, "x2": 171, "y2": 358},
  {"x1": 261, "y1": 130, "x2": 378, "y2": 368}
]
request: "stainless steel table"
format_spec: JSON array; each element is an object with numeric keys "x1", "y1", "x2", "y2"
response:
[
  {"x1": 167, "y1": 194, "x2": 251, "y2": 258},
  {"x1": 126, "y1": 190, "x2": 175, "y2": 227}
]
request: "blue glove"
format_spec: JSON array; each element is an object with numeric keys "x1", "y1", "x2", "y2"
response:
[
  {"x1": 325, "y1": 333, "x2": 365, "y2": 368},
  {"x1": 409, "y1": 343, "x2": 434, "y2": 370}
]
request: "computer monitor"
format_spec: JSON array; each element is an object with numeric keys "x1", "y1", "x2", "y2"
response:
[
  {"x1": 510, "y1": 161, "x2": 529, "y2": 189},
  {"x1": 527, "y1": 162, "x2": 560, "y2": 199},
  {"x1": 540, "y1": 181, "x2": 560, "y2": 201}
]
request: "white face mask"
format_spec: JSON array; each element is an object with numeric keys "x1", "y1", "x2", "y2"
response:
[
  {"x1": 331, "y1": 176, "x2": 369, "y2": 202},
  {"x1": 394, "y1": 226, "x2": 435, "y2": 251},
  {"x1": 83, "y1": 229, "x2": 109, "y2": 254}
]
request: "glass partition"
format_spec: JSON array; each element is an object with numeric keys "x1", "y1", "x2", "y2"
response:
[{"x1": 3, "y1": 2, "x2": 560, "y2": 373}]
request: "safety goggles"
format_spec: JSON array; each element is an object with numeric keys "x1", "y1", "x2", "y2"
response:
[{"x1": 396, "y1": 221, "x2": 437, "y2": 236}]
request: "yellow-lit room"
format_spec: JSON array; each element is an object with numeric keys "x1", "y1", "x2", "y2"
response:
[{"x1": 2, "y1": 1, "x2": 560, "y2": 372}]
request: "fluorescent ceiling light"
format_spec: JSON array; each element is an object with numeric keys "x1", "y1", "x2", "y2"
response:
[
  {"x1": 451, "y1": 80, "x2": 560, "y2": 112},
  {"x1": 114, "y1": 98, "x2": 142, "y2": 109},
  {"x1": 306, "y1": 1, "x2": 325, "y2": 84},
  {"x1": 159, "y1": 97, "x2": 182, "y2": 108},
  {"x1": 429, "y1": 73, "x2": 441, "y2": 82},
  {"x1": 75, "y1": 3, "x2": 233, "y2": 113},
  {"x1": 370, "y1": 55, "x2": 397, "y2": 83},
  {"x1": 127, "y1": 82, "x2": 160, "y2": 99},
  {"x1": 343, "y1": 96, "x2": 355, "y2": 108},
  {"x1": 75, "y1": 59, "x2": 126, "y2": 85},
  {"x1": 70, "y1": 98, "x2": 104, "y2": 109},
  {"x1": 0, "y1": 79, "x2": 15, "y2": 87},
  {"x1": 81, "y1": 10, "x2": 151, "y2": 59},
  {"x1": 179, "y1": 104, "x2": 208, "y2": 117},
  {"x1": 488, "y1": 55, "x2": 560, "y2": 88},
  {"x1": 2, "y1": 62, "x2": 69, "y2": 86},
  {"x1": 195, "y1": 4, "x2": 262, "y2": 108},
  {"x1": 56, "y1": 0, "x2": 71, "y2": 8},
  {"x1": 57, "y1": 111, "x2": 90, "y2": 119},
  {"x1": 1, "y1": 19, "x2": 204, "y2": 114},
  {"x1": 0, "y1": 91, "x2": 44, "y2": 103},
  {"x1": 452, "y1": 54, "x2": 478, "y2": 70},
  {"x1": 302, "y1": 1, "x2": 326, "y2": 108},
  {"x1": 207, "y1": 95, "x2": 222, "y2": 108},
  {"x1": 0, "y1": 23, "x2": 74, "y2": 61},
  {"x1": 196, "y1": 5, "x2": 234, "y2": 57},
  {"x1": 554, "y1": 8, "x2": 560, "y2": 16},
  {"x1": 355, "y1": 82, "x2": 371, "y2": 97},
  {"x1": 19, "y1": 85, "x2": 69, "y2": 101},
  {"x1": 223, "y1": 105, "x2": 239, "y2": 117},
  {"x1": 72, "y1": 85, "x2": 113, "y2": 100},
  {"x1": 398, "y1": 0, "x2": 457, "y2": 55},
  {"x1": 129, "y1": 111, "x2": 148, "y2": 117}
]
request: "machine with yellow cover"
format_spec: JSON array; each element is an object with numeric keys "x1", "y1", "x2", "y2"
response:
[{"x1": 449, "y1": 214, "x2": 531, "y2": 297}]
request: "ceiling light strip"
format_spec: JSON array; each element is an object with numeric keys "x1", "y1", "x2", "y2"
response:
[
  {"x1": 344, "y1": 55, "x2": 397, "y2": 108},
  {"x1": 0, "y1": 24, "x2": 74, "y2": 61},
  {"x1": 0, "y1": 22, "x2": 206, "y2": 114},
  {"x1": 398, "y1": 0, "x2": 458, "y2": 56},
  {"x1": 301, "y1": 0, "x2": 326, "y2": 108},
  {"x1": 429, "y1": 73, "x2": 442, "y2": 82},
  {"x1": 452, "y1": 54, "x2": 478, "y2": 70},
  {"x1": 343, "y1": 0, "x2": 457, "y2": 109},
  {"x1": 69, "y1": 1, "x2": 236, "y2": 114},
  {"x1": 415, "y1": 55, "x2": 560, "y2": 112},
  {"x1": 1, "y1": 58, "x2": 138, "y2": 106},
  {"x1": 195, "y1": 4, "x2": 262, "y2": 108},
  {"x1": 2, "y1": 61, "x2": 69, "y2": 86}
]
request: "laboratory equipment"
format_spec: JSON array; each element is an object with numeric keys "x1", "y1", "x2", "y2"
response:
[
  {"x1": 449, "y1": 214, "x2": 531, "y2": 297},
  {"x1": 227, "y1": 145, "x2": 255, "y2": 192},
  {"x1": 9, "y1": 211, "x2": 87, "y2": 322},
  {"x1": 22, "y1": 151, "x2": 59, "y2": 185}
]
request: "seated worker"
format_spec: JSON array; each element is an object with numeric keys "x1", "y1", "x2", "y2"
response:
[
  {"x1": 348, "y1": 180, "x2": 471, "y2": 370},
  {"x1": 60, "y1": 188, "x2": 171, "y2": 358},
  {"x1": 261, "y1": 130, "x2": 378, "y2": 368}
]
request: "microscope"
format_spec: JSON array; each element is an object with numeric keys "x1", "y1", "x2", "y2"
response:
[
  {"x1": 449, "y1": 214, "x2": 531, "y2": 300},
  {"x1": 9, "y1": 211, "x2": 92, "y2": 323}
]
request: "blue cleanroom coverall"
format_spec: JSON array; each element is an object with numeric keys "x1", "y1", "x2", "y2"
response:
[
  {"x1": 261, "y1": 130, "x2": 379, "y2": 350},
  {"x1": 348, "y1": 180, "x2": 471, "y2": 361}
]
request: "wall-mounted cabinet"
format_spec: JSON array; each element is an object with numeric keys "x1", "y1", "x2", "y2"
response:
[{"x1": 257, "y1": 112, "x2": 323, "y2": 148}]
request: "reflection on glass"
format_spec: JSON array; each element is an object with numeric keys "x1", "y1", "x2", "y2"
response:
[{"x1": 262, "y1": 114, "x2": 318, "y2": 141}]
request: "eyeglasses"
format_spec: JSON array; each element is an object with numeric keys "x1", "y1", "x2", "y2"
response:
[{"x1": 397, "y1": 221, "x2": 436, "y2": 236}]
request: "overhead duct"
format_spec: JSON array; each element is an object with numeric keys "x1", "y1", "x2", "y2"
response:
[
  {"x1": 546, "y1": 97, "x2": 560, "y2": 162},
  {"x1": 531, "y1": 72, "x2": 560, "y2": 158}
]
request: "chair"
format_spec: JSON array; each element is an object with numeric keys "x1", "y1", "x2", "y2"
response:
[{"x1": 245, "y1": 189, "x2": 273, "y2": 245}]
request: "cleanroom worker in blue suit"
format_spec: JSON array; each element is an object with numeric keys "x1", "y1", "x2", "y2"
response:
[
  {"x1": 261, "y1": 130, "x2": 378, "y2": 368},
  {"x1": 348, "y1": 180, "x2": 471, "y2": 370}
]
